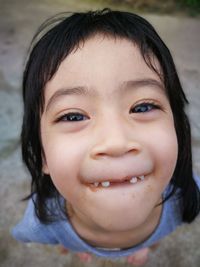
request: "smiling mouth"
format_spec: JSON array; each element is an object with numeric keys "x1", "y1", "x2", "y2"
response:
[{"x1": 88, "y1": 175, "x2": 145, "y2": 189}]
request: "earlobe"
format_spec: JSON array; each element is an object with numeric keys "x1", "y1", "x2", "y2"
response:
[
  {"x1": 42, "y1": 163, "x2": 50, "y2": 174},
  {"x1": 42, "y1": 156, "x2": 50, "y2": 174}
]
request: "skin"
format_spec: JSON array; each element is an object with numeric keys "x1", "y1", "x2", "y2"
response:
[{"x1": 41, "y1": 35, "x2": 178, "y2": 251}]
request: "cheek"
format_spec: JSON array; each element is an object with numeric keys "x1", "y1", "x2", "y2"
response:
[
  {"x1": 41, "y1": 133, "x2": 88, "y2": 192},
  {"x1": 43, "y1": 145, "x2": 81, "y2": 200},
  {"x1": 149, "y1": 123, "x2": 178, "y2": 182},
  {"x1": 44, "y1": 142, "x2": 80, "y2": 175}
]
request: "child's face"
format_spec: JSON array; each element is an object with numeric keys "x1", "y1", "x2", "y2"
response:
[{"x1": 41, "y1": 35, "x2": 178, "y2": 232}]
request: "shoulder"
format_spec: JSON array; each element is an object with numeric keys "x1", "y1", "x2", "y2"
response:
[
  {"x1": 11, "y1": 197, "x2": 58, "y2": 244},
  {"x1": 11, "y1": 196, "x2": 93, "y2": 251},
  {"x1": 193, "y1": 173, "x2": 200, "y2": 189}
]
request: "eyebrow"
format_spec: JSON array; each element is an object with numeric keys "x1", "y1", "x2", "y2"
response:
[
  {"x1": 123, "y1": 78, "x2": 164, "y2": 92},
  {"x1": 45, "y1": 78, "x2": 164, "y2": 112},
  {"x1": 45, "y1": 86, "x2": 94, "y2": 112}
]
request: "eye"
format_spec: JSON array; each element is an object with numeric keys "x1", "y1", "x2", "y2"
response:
[
  {"x1": 56, "y1": 112, "x2": 89, "y2": 122},
  {"x1": 130, "y1": 102, "x2": 161, "y2": 113}
]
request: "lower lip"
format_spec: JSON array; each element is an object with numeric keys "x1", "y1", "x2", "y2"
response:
[{"x1": 88, "y1": 179, "x2": 144, "y2": 191}]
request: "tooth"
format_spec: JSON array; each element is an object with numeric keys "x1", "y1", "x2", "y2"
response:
[
  {"x1": 130, "y1": 177, "x2": 138, "y2": 184},
  {"x1": 101, "y1": 181, "x2": 110, "y2": 187},
  {"x1": 139, "y1": 175, "x2": 145, "y2": 180},
  {"x1": 94, "y1": 182, "x2": 99, "y2": 187}
]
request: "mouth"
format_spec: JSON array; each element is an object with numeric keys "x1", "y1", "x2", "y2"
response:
[{"x1": 88, "y1": 175, "x2": 146, "y2": 189}]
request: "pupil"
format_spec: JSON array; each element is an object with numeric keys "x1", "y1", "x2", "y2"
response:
[
  {"x1": 70, "y1": 114, "x2": 82, "y2": 121},
  {"x1": 135, "y1": 104, "x2": 149, "y2": 113}
]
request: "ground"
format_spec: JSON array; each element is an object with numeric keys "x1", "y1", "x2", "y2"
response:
[{"x1": 0, "y1": 0, "x2": 200, "y2": 266}]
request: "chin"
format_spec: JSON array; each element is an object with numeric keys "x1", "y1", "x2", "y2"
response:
[{"x1": 91, "y1": 205, "x2": 151, "y2": 232}]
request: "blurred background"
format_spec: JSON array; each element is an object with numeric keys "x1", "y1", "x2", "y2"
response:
[{"x1": 0, "y1": 0, "x2": 200, "y2": 266}]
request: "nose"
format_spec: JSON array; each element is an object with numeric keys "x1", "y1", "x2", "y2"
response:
[{"x1": 90, "y1": 116, "x2": 141, "y2": 159}]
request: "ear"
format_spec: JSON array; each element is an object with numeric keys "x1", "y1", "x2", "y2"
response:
[
  {"x1": 42, "y1": 155, "x2": 50, "y2": 174},
  {"x1": 42, "y1": 163, "x2": 49, "y2": 174}
]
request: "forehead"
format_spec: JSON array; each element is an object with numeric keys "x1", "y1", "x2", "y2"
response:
[{"x1": 44, "y1": 35, "x2": 163, "y2": 104}]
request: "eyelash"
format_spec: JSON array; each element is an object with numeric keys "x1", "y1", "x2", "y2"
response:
[
  {"x1": 130, "y1": 101, "x2": 161, "y2": 114},
  {"x1": 55, "y1": 113, "x2": 88, "y2": 122},
  {"x1": 55, "y1": 101, "x2": 161, "y2": 122}
]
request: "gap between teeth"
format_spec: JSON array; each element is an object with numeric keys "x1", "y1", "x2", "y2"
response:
[{"x1": 93, "y1": 176, "x2": 145, "y2": 187}]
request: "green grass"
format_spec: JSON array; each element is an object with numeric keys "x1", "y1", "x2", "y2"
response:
[
  {"x1": 183, "y1": 0, "x2": 200, "y2": 7},
  {"x1": 93, "y1": 0, "x2": 200, "y2": 16},
  {"x1": 179, "y1": 0, "x2": 200, "y2": 15}
]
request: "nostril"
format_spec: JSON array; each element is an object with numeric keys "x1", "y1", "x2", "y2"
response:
[
  {"x1": 93, "y1": 149, "x2": 140, "y2": 159},
  {"x1": 90, "y1": 138, "x2": 142, "y2": 159}
]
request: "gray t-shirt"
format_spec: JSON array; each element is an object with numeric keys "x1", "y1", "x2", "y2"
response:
[{"x1": 11, "y1": 174, "x2": 200, "y2": 259}]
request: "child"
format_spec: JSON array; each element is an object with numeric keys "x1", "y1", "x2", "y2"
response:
[{"x1": 12, "y1": 8, "x2": 200, "y2": 266}]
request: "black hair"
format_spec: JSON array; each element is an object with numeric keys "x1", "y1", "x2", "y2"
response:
[{"x1": 21, "y1": 8, "x2": 200, "y2": 223}]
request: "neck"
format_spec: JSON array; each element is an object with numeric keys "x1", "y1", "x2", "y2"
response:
[{"x1": 67, "y1": 202, "x2": 162, "y2": 249}]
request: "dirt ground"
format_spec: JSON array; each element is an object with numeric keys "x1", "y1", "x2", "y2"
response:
[{"x1": 0, "y1": 0, "x2": 200, "y2": 266}]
